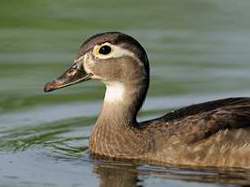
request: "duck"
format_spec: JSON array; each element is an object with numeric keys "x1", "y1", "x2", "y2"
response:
[{"x1": 44, "y1": 32, "x2": 250, "y2": 168}]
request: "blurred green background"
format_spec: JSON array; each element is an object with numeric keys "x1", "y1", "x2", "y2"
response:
[{"x1": 1, "y1": 0, "x2": 250, "y2": 113}]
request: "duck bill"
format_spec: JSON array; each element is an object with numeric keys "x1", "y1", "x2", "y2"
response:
[{"x1": 44, "y1": 62, "x2": 91, "y2": 92}]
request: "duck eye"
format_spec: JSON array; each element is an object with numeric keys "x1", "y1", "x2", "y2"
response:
[{"x1": 99, "y1": 45, "x2": 111, "y2": 55}]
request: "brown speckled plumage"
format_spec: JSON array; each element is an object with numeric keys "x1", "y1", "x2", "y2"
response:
[{"x1": 44, "y1": 32, "x2": 250, "y2": 168}]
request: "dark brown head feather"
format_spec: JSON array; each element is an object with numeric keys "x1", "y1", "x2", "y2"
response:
[{"x1": 77, "y1": 32, "x2": 149, "y2": 74}]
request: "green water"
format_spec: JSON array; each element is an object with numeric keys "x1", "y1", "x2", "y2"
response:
[{"x1": 1, "y1": 0, "x2": 250, "y2": 186}]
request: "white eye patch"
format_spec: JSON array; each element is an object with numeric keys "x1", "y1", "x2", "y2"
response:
[{"x1": 92, "y1": 42, "x2": 136, "y2": 60}]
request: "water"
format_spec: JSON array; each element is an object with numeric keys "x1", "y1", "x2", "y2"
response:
[{"x1": 1, "y1": 0, "x2": 250, "y2": 186}]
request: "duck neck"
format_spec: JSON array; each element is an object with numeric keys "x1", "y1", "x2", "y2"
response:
[
  {"x1": 97, "y1": 79, "x2": 149, "y2": 127},
  {"x1": 90, "y1": 79, "x2": 149, "y2": 157}
]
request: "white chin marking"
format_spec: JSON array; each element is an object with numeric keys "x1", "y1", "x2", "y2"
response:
[{"x1": 104, "y1": 82, "x2": 125, "y2": 103}]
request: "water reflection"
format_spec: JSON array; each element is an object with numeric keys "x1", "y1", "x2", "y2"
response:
[
  {"x1": 94, "y1": 163, "x2": 139, "y2": 187},
  {"x1": 93, "y1": 159, "x2": 250, "y2": 187}
]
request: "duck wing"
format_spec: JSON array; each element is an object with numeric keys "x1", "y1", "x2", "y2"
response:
[
  {"x1": 162, "y1": 97, "x2": 250, "y2": 122},
  {"x1": 142, "y1": 97, "x2": 250, "y2": 143}
]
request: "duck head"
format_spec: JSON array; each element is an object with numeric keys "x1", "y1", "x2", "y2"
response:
[{"x1": 44, "y1": 32, "x2": 149, "y2": 106}]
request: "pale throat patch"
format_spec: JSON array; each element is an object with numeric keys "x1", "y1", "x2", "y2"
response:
[{"x1": 104, "y1": 82, "x2": 125, "y2": 103}]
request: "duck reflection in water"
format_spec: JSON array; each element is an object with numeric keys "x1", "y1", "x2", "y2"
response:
[
  {"x1": 94, "y1": 162, "x2": 140, "y2": 187},
  {"x1": 93, "y1": 160, "x2": 250, "y2": 187}
]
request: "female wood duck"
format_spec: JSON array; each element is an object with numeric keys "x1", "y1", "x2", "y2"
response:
[{"x1": 44, "y1": 32, "x2": 250, "y2": 168}]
